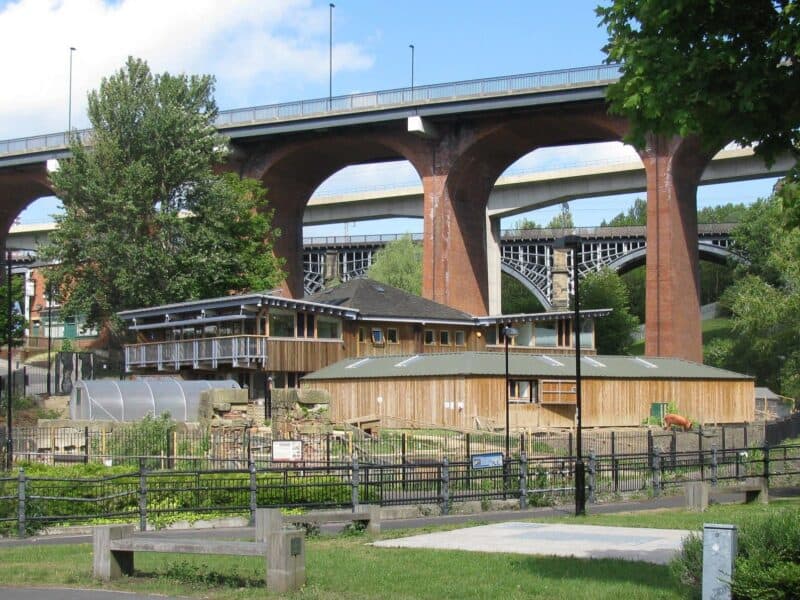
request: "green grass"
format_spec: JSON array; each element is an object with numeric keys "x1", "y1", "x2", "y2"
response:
[
  {"x1": 3, "y1": 500, "x2": 797, "y2": 599},
  {"x1": 628, "y1": 316, "x2": 732, "y2": 356}
]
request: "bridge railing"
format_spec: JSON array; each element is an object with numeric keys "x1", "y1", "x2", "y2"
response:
[{"x1": 0, "y1": 64, "x2": 621, "y2": 159}]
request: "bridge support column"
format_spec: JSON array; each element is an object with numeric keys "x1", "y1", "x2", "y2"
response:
[
  {"x1": 487, "y1": 217, "x2": 502, "y2": 315},
  {"x1": 422, "y1": 169, "x2": 492, "y2": 316},
  {"x1": 639, "y1": 135, "x2": 713, "y2": 362}
]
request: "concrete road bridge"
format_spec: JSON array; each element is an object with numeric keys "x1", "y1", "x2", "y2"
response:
[{"x1": 1, "y1": 63, "x2": 794, "y2": 360}]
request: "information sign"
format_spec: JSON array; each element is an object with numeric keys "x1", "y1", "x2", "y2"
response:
[
  {"x1": 272, "y1": 440, "x2": 303, "y2": 462},
  {"x1": 471, "y1": 452, "x2": 504, "y2": 469}
]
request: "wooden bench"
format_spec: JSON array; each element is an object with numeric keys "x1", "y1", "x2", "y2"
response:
[
  {"x1": 93, "y1": 510, "x2": 305, "y2": 593},
  {"x1": 265, "y1": 505, "x2": 381, "y2": 534},
  {"x1": 685, "y1": 477, "x2": 769, "y2": 512}
]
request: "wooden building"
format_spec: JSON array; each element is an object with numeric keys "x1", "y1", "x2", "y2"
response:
[
  {"x1": 302, "y1": 352, "x2": 755, "y2": 429},
  {"x1": 119, "y1": 279, "x2": 609, "y2": 397}
]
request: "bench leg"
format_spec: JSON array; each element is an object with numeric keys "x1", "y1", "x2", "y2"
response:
[
  {"x1": 267, "y1": 528, "x2": 306, "y2": 593},
  {"x1": 255, "y1": 508, "x2": 284, "y2": 542},
  {"x1": 685, "y1": 482, "x2": 709, "y2": 512},
  {"x1": 93, "y1": 525, "x2": 134, "y2": 580},
  {"x1": 363, "y1": 504, "x2": 381, "y2": 535}
]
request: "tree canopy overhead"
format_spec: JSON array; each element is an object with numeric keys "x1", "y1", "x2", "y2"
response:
[
  {"x1": 44, "y1": 57, "x2": 283, "y2": 337},
  {"x1": 597, "y1": 0, "x2": 800, "y2": 220}
]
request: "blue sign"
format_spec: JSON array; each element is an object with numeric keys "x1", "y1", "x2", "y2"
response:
[{"x1": 471, "y1": 452, "x2": 504, "y2": 469}]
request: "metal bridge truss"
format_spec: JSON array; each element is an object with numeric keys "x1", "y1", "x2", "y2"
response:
[{"x1": 302, "y1": 226, "x2": 738, "y2": 307}]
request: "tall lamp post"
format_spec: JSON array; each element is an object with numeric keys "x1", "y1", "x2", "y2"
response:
[
  {"x1": 68, "y1": 46, "x2": 76, "y2": 133},
  {"x1": 503, "y1": 325, "x2": 518, "y2": 458},
  {"x1": 409, "y1": 44, "x2": 415, "y2": 89},
  {"x1": 555, "y1": 235, "x2": 585, "y2": 516},
  {"x1": 46, "y1": 283, "x2": 53, "y2": 396},
  {"x1": 4, "y1": 249, "x2": 12, "y2": 470},
  {"x1": 328, "y1": 3, "x2": 335, "y2": 107},
  {"x1": 264, "y1": 375, "x2": 273, "y2": 422}
]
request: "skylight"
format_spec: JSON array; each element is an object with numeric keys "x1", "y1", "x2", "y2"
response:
[
  {"x1": 582, "y1": 356, "x2": 606, "y2": 368},
  {"x1": 538, "y1": 355, "x2": 564, "y2": 367},
  {"x1": 346, "y1": 358, "x2": 371, "y2": 369},
  {"x1": 632, "y1": 357, "x2": 658, "y2": 369},
  {"x1": 395, "y1": 355, "x2": 421, "y2": 368}
]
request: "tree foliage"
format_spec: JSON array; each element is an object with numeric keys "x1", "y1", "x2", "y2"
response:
[
  {"x1": 547, "y1": 202, "x2": 575, "y2": 229},
  {"x1": 43, "y1": 57, "x2": 283, "y2": 337},
  {"x1": 706, "y1": 196, "x2": 800, "y2": 396},
  {"x1": 598, "y1": 0, "x2": 800, "y2": 223},
  {"x1": 502, "y1": 274, "x2": 545, "y2": 314},
  {"x1": 0, "y1": 274, "x2": 27, "y2": 348},
  {"x1": 367, "y1": 235, "x2": 422, "y2": 295},
  {"x1": 580, "y1": 268, "x2": 640, "y2": 354},
  {"x1": 601, "y1": 198, "x2": 647, "y2": 227}
]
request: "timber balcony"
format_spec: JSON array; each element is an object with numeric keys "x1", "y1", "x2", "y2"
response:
[
  {"x1": 124, "y1": 335, "x2": 344, "y2": 373},
  {"x1": 125, "y1": 336, "x2": 267, "y2": 372}
]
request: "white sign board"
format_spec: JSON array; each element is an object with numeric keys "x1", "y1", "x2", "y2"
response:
[{"x1": 272, "y1": 440, "x2": 303, "y2": 462}]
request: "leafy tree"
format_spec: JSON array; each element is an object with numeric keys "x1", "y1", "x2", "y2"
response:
[
  {"x1": 43, "y1": 57, "x2": 283, "y2": 337},
  {"x1": 367, "y1": 235, "x2": 422, "y2": 295},
  {"x1": 705, "y1": 196, "x2": 800, "y2": 396},
  {"x1": 601, "y1": 198, "x2": 647, "y2": 227},
  {"x1": 580, "y1": 268, "x2": 640, "y2": 354},
  {"x1": 597, "y1": 0, "x2": 800, "y2": 224},
  {"x1": 547, "y1": 202, "x2": 575, "y2": 228},
  {"x1": 0, "y1": 273, "x2": 26, "y2": 348},
  {"x1": 501, "y1": 274, "x2": 545, "y2": 314},
  {"x1": 697, "y1": 202, "x2": 750, "y2": 224},
  {"x1": 512, "y1": 217, "x2": 542, "y2": 230}
]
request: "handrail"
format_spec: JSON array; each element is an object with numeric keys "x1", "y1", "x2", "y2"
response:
[{"x1": 0, "y1": 64, "x2": 620, "y2": 158}]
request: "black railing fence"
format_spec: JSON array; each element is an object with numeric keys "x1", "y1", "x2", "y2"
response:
[
  {"x1": 0, "y1": 420, "x2": 779, "y2": 471},
  {"x1": 1, "y1": 442, "x2": 798, "y2": 538}
]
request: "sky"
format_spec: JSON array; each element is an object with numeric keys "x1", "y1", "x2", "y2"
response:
[{"x1": 0, "y1": 0, "x2": 779, "y2": 233}]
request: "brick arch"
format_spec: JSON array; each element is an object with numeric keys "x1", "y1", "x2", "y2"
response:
[
  {"x1": 422, "y1": 103, "x2": 630, "y2": 314},
  {"x1": 0, "y1": 163, "x2": 54, "y2": 237},
  {"x1": 229, "y1": 133, "x2": 432, "y2": 298}
]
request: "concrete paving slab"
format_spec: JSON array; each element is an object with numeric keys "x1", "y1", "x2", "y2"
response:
[{"x1": 373, "y1": 522, "x2": 691, "y2": 565}]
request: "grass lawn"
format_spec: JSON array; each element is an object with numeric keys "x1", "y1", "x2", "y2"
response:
[{"x1": 3, "y1": 500, "x2": 797, "y2": 599}]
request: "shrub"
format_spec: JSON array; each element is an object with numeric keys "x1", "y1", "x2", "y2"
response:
[{"x1": 671, "y1": 506, "x2": 800, "y2": 599}]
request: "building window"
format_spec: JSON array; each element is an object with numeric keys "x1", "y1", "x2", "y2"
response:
[
  {"x1": 485, "y1": 327, "x2": 497, "y2": 345},
  {"x1": 371, "y1": 328, "x2": 384, "y2": 345},
  {"x1": 297, "y1": 312, "x2": 306, "y2": 337},
  {"x1": 387, "y1": 328, "x2": 399, "y2": 344},
  {"x1": 358, "y1": 327, "x2": 366, "y2": 342},
  {"x1": 535, "y1": 321, "x2": 557, "y2": 347},
  {"x1": 439, "y1": 330, "x2": 450, "y2": 346},
  {"x1": 317, "y1": 317, "x2": 340, "y2": 339},
  {"x1": 510, "y1": 380, "x2": 538, "y2": 403},
  {"x1": 269, "y1": 311, "x2": 295, "y2": 337},
  {"x1": 454, "y1": 330, "x2": 466, "y2": 346},
  {"x1": 557, "y1": 320, "x2": 572, "y2": 347},
  {"x1": 424, "y1": 329, "x2": 435, "y2": 345}
]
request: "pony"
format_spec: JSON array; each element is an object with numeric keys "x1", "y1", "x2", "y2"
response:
[{"x1": 663, "y1": 413, "x2": 693, "y2": 431}]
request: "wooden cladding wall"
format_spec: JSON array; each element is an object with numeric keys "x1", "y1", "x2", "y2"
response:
[
  {"x1": 266, "y1": 339, "x2": 344, "y2": 373},
  {"x1": 306, "y1": 375, "x2": 754, "y2": 430}
]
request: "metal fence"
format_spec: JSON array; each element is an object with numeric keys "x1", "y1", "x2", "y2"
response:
[
  {"x1": 1, "y1": 442, "x2": 798, "y2": 537},
  {"x1": 0, "y1": 421, "x2": 776, "y2": 472}
]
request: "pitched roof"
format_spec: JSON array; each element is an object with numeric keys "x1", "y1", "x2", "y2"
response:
[
  {"x1": 303, "y1": 351, "x2": 753, "y2": 381},
  {"x1": 305, "y1": 278, "x2": 474, "y2": 323}
]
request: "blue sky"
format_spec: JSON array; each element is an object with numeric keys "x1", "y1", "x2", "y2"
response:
[{"x1": 0, "y1": 0, "x2": 778, "y2": 232}]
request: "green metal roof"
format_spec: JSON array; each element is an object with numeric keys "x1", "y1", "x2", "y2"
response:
[{"x1": 303, "y1": 352, "x2": 753, "y2": 382}]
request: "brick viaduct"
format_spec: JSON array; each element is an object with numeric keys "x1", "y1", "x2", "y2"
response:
[{"x1": 0, "y1": 87, "x2": 723, "y2": 363}]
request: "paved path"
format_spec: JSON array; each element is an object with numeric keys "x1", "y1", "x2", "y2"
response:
[
  {"x1": 0, "y1": 588, "x2": 185, "y2": 599},
  {"x1": 373, "y1": 521, "x2": 691, "y2": 565}
]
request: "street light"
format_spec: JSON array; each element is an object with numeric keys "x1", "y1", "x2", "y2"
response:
[
  {"x1": 503, "y1": 325, "x2": 519, "y2": 458},
  {"x1": 409, "y1": 44, "x2": 415, "y2": 89},
  {"x1": 555, "y1": 234, "x2": 585, "y2": 516},
  {"x1": 328, "y1": 3, "x2": 335, "y2": 107},
  {"x1": 46, "y1": 282, "x2": 53, "y2": 396},
  {"x1": 68, "y1": 47, "x2": 76, "y2": 133}
]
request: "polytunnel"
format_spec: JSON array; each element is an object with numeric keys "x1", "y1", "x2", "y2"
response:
[{"x1": 69, "y1": 378, "x2": 240, "y2": 422}]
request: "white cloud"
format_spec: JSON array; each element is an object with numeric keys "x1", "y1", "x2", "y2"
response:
[{"x1": 0, "y1": 0, "x2": 374, "y2": 139}]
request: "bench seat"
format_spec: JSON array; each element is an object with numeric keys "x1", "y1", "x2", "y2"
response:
[{"x1": 110, "y1": 536, "x2": 268, "y2": 557}]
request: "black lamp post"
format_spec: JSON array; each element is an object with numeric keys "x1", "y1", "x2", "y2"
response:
[
  {"x1": 555, "y1": 235, "x2": 586, "y2": 516},
  {"x1": 46, "y1": 283, "x2": 53, "y2": 397},
  {"x1": 503, "y1": 325, "x2": 519, "y2": 458},
  {"x1": 5, "y1": 249, "x2": 12, "y2": 470},
  {"x1": 328, "y1": 3, "x2": 335, "y2": 107},
  {"x1": 409, "y1": 44, "x2": 415, "y2": 89}
]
